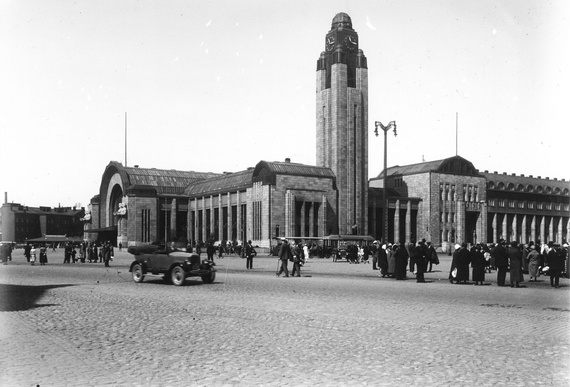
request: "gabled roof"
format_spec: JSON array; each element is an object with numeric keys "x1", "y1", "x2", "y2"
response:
[
  {"x1": 185, "y1": 169, "x2": 254, "y2": 197},
  {"x1": 373, "y1": 155, "x2": 481, "y2": 179},
  {"x1": 102, "y1": 161, "x2": 221, "y2": 197},
  {"x1": 122, "y1": 165, "x2": 220, "y2": 188},
  {"x1": 253, "y1": 160, "x2": 336, "y2": 187}
]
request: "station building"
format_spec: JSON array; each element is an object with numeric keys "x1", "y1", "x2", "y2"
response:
[{"x1": 82, "y1": 12, "x2": 569, "y2": 250}]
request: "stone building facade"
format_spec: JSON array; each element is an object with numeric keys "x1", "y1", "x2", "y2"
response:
[
  {"x1": 370, "y1": 156, "x2": 569, "y2": 249},
  {"x1": 316, "y1": 12, "x2": 368, "y2": 236}
]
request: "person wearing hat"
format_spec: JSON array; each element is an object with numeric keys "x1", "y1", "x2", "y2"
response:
[
  {"x1": 527, "y1": 242, "x2": 540, "y2": 281},
  {"x1": 377, "y1": 242, "x2": 388, "y2": 277},
  {"x1": 245, "y1": 240, "x2": 256, "y2": 270},
  {"x1": 546, "y1": 242, "x2": 564, "y2": 288},
  {"x1": 449, "y1": 244, "x2": 461, "y2": 284},
  {"x1": 277, "y1": 239, "x2": 292, "y2": 277},
  {"x1": 508, "y1": 241, "x2": 524, "y2": 288},
  {"x1": 492, "y1": 239, "x2": 509, "y2": 286},
  {"x1": 371, "y1": 241, "x2": 380, "y2": 270}
]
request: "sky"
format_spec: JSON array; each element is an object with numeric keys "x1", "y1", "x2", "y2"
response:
[{"x1": 0, "y1": 0, "x2": 568, "y2": 209}]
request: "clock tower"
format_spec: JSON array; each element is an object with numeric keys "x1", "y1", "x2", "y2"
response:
[{"x1": 316, "y1": 13, "x2": 368, "y2": 235}]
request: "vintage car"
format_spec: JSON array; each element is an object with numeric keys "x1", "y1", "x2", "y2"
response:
[{"x1": 128, "y1": 245, "x2": 216, "y2": 286}]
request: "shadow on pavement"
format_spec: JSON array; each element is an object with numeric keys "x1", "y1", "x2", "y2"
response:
[{"x1": 0, "y1": 283, "x2": 75, "y2": 312}]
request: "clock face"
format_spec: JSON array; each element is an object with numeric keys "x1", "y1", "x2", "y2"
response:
[
  {"x1": 344, "y1": 35, "x2": 357, "y2": 50},
  {"x1": 326, "y1": 36, "x2": 335, "y2": 51}
]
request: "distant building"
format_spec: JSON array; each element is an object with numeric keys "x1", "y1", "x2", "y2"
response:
[{"x1": 1, "y1": 193, "x2": 85, "y2": 243}]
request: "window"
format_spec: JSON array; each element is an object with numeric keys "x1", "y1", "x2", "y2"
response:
[
  {"x1": 498, "y1": 199, "x2": 505, "y2": 207},
  {"x1": 518, "y1": 201, "x2": 525, "y2": 209}
]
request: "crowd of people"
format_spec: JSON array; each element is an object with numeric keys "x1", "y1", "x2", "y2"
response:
[
  {"x1": 362, "y1": 238, "x2": 568, "y2": 288},
  {"x1": 18, "y1": 241, "x2": 116, "y2": 267},
  {"x1": 447, "y1": 239, "x2": 568, "y2": 289}
]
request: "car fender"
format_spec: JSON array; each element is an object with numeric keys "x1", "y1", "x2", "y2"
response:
[
  {"x1": 169, "y1": 262, "x2": 187, "y2": 274},
  {"x1": 129, "y1": 261, "x2": 148, "y2": 273}
]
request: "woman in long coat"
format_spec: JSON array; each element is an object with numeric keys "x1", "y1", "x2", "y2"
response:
[
  {"x1": 457, "y1": 243, "x2": 471, "y2": 283},
  {"x1": 508, "y1": 241, "x2": 524, "y2": 287},
  {"x1": 387, "y1": 244, "x2": 396, "y2": 277},
  {"x1": 394, "y1": 243, "x2": 408, "y2": 280},
  {"x1": 471, "y1": 244, "x2": 486, "y2": 285},
  {"x1": 527, "y1": 242, "x2": 540, "y2": 281}
]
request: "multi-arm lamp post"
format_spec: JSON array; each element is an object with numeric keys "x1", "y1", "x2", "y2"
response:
[{"x1": 374, "y1": 121, "x2": 397, "y2": 243}]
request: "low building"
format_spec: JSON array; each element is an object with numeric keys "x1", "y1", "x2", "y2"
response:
[{"x1": 1, "y1": 194, "x2": 85, "y2": 243}]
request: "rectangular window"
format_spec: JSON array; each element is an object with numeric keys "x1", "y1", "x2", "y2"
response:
[{"x1": 141, "y1": 209, "x2": 151, "y2": 243}]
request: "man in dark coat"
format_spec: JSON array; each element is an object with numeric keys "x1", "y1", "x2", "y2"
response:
[
  {"x1": 492, "y1": 239, "x2": 509, "y2": 286},
  {"x1": 508, "y1": 241, "x2": 524, "y2": 288},
  {"x1": 413, "y1": 241, "x2": 427, "y2": 283},
  {"x1": 277, "y1": 239, "x2": 292, "y2": 277},
  {"x1": 245, "y1": 240, "x2": 256, "y2": 270},
  {"x1": 546, "y1": 242, "x2": 564, "y2": 288}
]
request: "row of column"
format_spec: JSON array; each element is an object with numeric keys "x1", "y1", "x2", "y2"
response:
[
  {"x1": 188, "y1": 193, "x2": 246, "y2": 244},
  {"x1": 490, "y1": 213, "x2": 568, "y2": 244}
]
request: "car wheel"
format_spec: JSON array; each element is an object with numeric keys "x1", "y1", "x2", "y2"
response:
[
  {"x1": 201, "y1": 271, "x2": 216, "y2": 284},
  {"x1": 132, "y1": 264, "x2": 144, "y2": 283},
  {"x1": 171, "y1": 266, "x2": 186, "y2": 286}
]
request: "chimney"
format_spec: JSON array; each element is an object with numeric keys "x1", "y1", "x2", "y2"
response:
[
  {"x1": 4, "y1": 192, "x2": 6, "y2": 204},
  {"x1": 285, "y1": 158, "x2": 291, "y2": 163}
]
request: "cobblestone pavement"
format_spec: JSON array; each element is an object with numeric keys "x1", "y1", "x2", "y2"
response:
[{"x1": 1, "y1": 250, "x2": 569, "y2": 386}]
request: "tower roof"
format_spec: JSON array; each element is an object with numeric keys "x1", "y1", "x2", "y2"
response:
[{"x1": 332, "y1": 12, "x2": 353, "y2": 30}]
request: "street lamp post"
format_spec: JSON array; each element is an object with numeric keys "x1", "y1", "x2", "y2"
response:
[{"x1": 374, "y1": 121, "x2": 397, "y2": 243}]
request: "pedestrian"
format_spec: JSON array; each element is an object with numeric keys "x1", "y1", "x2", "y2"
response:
[
  {"x1": 493, "y1": 239, "x2": 509, "y2": 286},
  {"x1": 387, "y1": 243, "x2": 396, "y2": 277},
  {"x1": 449, "y1": 244, "x2": 460, "y2": 284},
  {"x1": 30, "y1": 245, "x2": 37, "y2": 265},
  {"x1": 455, "y1": 243, "x2": 471, "y2": 284},
  {"x1": 394, "y1": 242, "x2": 409, "y2": 280},
  {"x1": 24, "y1": 243, "x2": 31, "y2": 262},
  {"x1": 545, "y1": 242, "x2": 564, "y2": 288},
  {"x1": 371, "y1": 241, "x2": 379, "y2": 270},
  {"x1": 39, "y1": 245, "x2": 48, "y2": 265},
  {"x1": 303, "y1": 244, "x2": 310, "y2": 262},
  {"x1": 426, "y1": 241, "x2": 439, "y2": 272},
  {"x1": 412, "y1": 241, "x2": 426, "y2": 283},
  {"x1": 471, "y1": 244, "x2": 486, "y2": 285},
  {"x1": 245, "y1": 240, "x2": 256, "y2": 269},
  {"x1": 71, "y1": 246, "x2": 77, "y2": 263},
  {"x1": 119, "y1": 242, "x2": 122, "y2": 251},
  {"x1": 218, "y1": 241, "x2": 224, "y2": 259},
  {"x1": 277, "y1": 239, "x2": 292, "y2": 277},
  {"x1": 291, "y1": 242, "x2": 302, "y2": 277},
  {"x1": 527, "y1": 242, "x2": 540, "y2": 281},
  {"x1": 103, "y1": 241, "x2": 113, "y2": 267},
  {"x1": 196, "y1": 241, "x2": 202, "y2": 258},
  {"x1": 408, "y1": 242, "x2": 416, "y2": 273},
  {"x1": 508, "y1": 241, "x2": 524, "y2": 288},
  {"x1": 206, "y1": 241, "x2": 216, "y2": 261},
  {"x1": 377, "y1": 242, "x2": 388, "y2": 278},
  {"x1": 64, "y1": 243, "x2": 72, "y2": 263},
  {"x1": 563, "y1": 243, "x2": 569, "y2": 279},
  {"x1": 0, "y1": 243, "x2": 8, "y2": 265}
]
